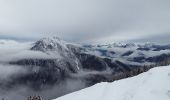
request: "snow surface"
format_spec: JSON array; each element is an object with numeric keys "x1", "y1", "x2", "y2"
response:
[{"x1": 55, "y1": 65, "x2": 170, "y2": 100}]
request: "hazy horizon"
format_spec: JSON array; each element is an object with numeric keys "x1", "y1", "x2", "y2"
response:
[{"x1": 0, "y1": 0, "x2": 170, "y2": 44}]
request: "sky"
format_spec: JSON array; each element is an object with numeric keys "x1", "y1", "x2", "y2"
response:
[{"x1": 0, "y1": 0, "x2": 170, "y2": 44}]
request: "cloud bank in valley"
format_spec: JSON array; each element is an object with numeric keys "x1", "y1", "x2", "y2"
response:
[{"x1": 0, "y1": 40, "x2": 87, "y2": 100}]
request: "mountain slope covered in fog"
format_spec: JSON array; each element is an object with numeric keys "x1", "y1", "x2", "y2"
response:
[
  {"x1": 0, "y1": 37, "x2": 170, "y2": 100},
  {"x1": 55, "y1": 65, "x2": 170, "y2": 100}
]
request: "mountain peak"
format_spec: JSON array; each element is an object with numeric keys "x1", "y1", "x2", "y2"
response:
[
  {"x1": 31, "y1": 36, "x2": 68, "y2": 52},
  {"x1": 112, "y1": 42, "x2": 136, "y2": 48}
]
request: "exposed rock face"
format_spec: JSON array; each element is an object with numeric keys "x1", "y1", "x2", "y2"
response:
[
  {"x1": 30, "y1": 37, "x2": 81, "y2": 73},
  {"x1": 122, "y1": 51, "x2": 134, "y2": 56},
  {"x1": 1, "y1": 37, "x2": 170, "y2": 100},
  {"x1": 76, "y1": 53, "x2": 108, "y2": 71},
  {"x1": 6, "y1": 37, "x2": 81, "y2": 91}
]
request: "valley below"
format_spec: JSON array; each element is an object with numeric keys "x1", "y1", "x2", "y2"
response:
[{"x1": 0, "y1": 37, "x2": 170, "y2": 100}]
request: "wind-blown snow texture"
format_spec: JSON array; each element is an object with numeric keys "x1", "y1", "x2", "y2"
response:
[{"x1": 55, "y1": 65, "x2": 170, "y2": 100}]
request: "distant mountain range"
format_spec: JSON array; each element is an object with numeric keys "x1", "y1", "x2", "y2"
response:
[{"x1": 0, "y1": 37, "x2": 170, "y2": 100}]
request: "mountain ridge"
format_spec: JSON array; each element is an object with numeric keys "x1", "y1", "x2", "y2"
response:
[{"x1": 0, "y1": 37, "x2": 170, "y2": 100}]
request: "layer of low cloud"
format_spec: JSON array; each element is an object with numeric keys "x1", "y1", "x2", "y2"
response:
[
  {"x1": 0, "y1": 40, "x2": 63, "y2": 63},
  {"x1": 0, "y1": 40, "x2": 104, "y2": 100},
  {"x1": 0, "y1": 0, "x2": 170, "y2": 43}
]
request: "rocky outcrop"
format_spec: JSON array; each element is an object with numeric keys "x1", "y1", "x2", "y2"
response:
[{"x1": 2, "y1": 37, "x2": 170, "y2": 100}]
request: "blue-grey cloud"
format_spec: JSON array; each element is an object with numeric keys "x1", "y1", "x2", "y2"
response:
[{"x1": 0, "y1": 0, "x2": 170, "y2": 43}]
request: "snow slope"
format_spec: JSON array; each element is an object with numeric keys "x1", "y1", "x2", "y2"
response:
[{"x1": 55, "y1": 65, "x2": 170, "y2": 100}]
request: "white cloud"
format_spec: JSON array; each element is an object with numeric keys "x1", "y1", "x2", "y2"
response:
[
  {"x1": 0, "y1": 0, "x2": 170, "y2": 43},
  {"x1": 0, "y1": 64, "x2": 27, "y2": 80},
  {"x1": 0, "y1": 40, "x2": 63, "y2": 63}
]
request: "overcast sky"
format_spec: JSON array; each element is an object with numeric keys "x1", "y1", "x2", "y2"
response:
[{"x1": 0, "y1": 0, "x2": 170, "y2": 43}]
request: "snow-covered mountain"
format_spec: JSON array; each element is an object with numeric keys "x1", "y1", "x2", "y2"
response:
[
  {"x1": 0, "y1": 37, "x2": 170, "y2": 100},
  {"x1": 55, "y1": 65, "x2": 170, "y2": 100},
  {"x1": 31, "y1": 37, "x2": 81, "y2": 73},
  {"x1": 81, "y1": 42, "x2": 170, "y2": 66}
]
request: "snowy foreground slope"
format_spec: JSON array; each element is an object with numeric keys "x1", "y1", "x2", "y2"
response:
[{"x1": 55, "y1": 65, "x2": 170, "y2": 100}]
